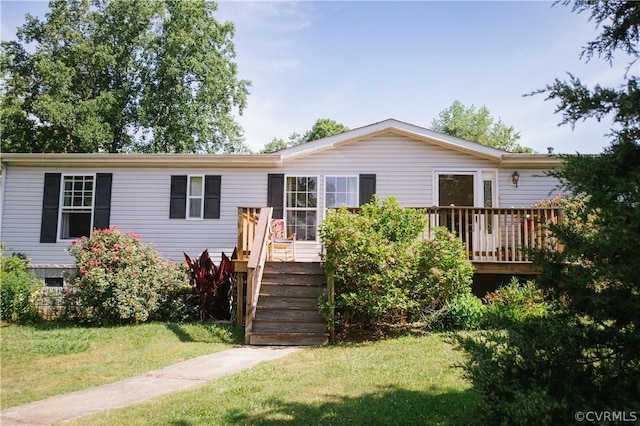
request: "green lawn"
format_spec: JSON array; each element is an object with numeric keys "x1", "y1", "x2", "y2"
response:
[
  {"x1": 67, "y1": 333, "x2": 481, "y2": 426},
  {"x1": 0, "y1": 322, "x2": 243, "y2": 408}
]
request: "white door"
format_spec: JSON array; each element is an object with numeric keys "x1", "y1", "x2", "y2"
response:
[{"x1": 475, "y1": 171, "x2": 497, "y2": 260}]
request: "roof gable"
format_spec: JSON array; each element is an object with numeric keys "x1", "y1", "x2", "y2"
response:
[{"x1": 277, "y1": 119, "x2": 509, "y2": 162}]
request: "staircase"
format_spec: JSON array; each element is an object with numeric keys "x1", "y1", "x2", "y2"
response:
[{"x1": 248, "y1": 262, "x2": 330, "y2": 346}]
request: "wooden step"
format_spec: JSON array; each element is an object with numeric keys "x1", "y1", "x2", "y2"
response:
[
  {"x1": 252, "y1": 319, "x2": 328, "y2": 333},
  {"x1": 261, "y1": 273, "x2": 326, "y2": 286},
  {"x1": 260, "y1": 283, "x2": 325, "y2": 298},
  {"x1": 264, "y1": 261, "x2": 324, "y2": 275},
  {"x1": 258, "y1": 296, "x2": 318, "y2": 310},
  {"x1": 248, "y1": 261, "x2": 329, "y2": 346},
  {"x1": 254, "y1": 307, "x2": 325, "y2": 323},
  {"x1": 249, "y1": 332, "x2": 329, "y2": 346}
]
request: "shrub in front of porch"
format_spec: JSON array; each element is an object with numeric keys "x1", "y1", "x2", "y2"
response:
[
  {"x1": 320, "y1": 197, "x2": 473, "y2": 330},
  {"x1": 65, "y1": 227, "x2": 193, "y2": 325}
]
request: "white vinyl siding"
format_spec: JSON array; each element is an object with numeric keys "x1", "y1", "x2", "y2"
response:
[
  {"x1": 284, "y1": 135, "x2": 498, "y2": 207},
  {"x1": 0, "y1": 167, "x2": 269, "y2": 264}
]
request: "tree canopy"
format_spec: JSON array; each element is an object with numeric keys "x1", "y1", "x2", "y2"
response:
[
  {"x1": 260, "y1": 118, "x2": 349, "y2": 154},
  {"x1": 460, "y1": 2, "x2": 640, "y2": 422},
  {"x1": 0, "y1": 0, "x2": 251, "y2": 154},
  {"x1": 533, "y1": 1, "x2": 639, "y2": 140},
  {"x1": 430, "y1": 100, "x2": 532, "y2": 153}
]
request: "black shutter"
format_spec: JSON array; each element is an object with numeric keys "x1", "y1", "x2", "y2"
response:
[
  {"x1": 169, "y1": 175, "x2": 187, "y2": 219},
  {"x1": 359, "y1": 174, "x2": 376, "y2": 206},
  {"x1": 93, "y1": 173, "x2": 112, "y2": 230},
  {"x1": 204, "y1": 175, "x2": 221, "y2": 219},
  {"x1": 267, "y1": 174, "x2": 285, "y2": 219},
  {"x1": 40, "y1": 173, "x2": 61, "y2": 243}
]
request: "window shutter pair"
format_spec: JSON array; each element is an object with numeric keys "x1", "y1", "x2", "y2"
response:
[
  {"x1": 266, "y1": 173, "x2": 377, "y2": 217},
  {"x1": 169, "y1": 175, "x2": 221, "y2": 219},
  {"x1": 40, "y1": 173, "x2": 112, "y2": 243}
]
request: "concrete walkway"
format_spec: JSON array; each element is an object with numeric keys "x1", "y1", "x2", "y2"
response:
[{"x1": 1, "y1": 346, "x2": 301, "y2": 426}]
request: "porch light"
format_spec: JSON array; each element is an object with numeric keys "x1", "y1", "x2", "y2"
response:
[{"x1": 511, "y1": 171, "x2": 520, "y2": 188}]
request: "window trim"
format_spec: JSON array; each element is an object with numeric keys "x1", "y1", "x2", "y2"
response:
[
  {"x1": 284, "y1": 174, "x2": 320, "y2": 243},
  {"x1": 57, "y1": 174, "x2": 96, "y2": 242},
  {"x1": 186, "y1": 175, "x2": 205, "y2": 220}
]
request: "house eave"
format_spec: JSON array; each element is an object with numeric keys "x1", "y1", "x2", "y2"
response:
[
  {"x1": 500, "y1": 154, "x2": 564, "y2": 168},
  {"x1": 0, "y1": 153, "x2": 283, "y2": 168}
]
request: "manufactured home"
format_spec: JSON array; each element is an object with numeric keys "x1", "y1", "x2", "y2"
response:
[
  {"x1": 1, "y1": 119, "x2": 564, "y2": 343},
  {"x1": 0, "y1": 119, "x2": 563, "y2": 271}
]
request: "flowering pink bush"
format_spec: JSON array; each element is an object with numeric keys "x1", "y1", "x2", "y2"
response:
[{"x1": 66, "y1": 227, "x2": 192, "y2": 324}]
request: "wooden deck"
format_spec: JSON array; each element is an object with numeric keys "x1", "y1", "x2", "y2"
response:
[
  {"x1": 236, "y1": 206, "x2": 563, "y2": 275},
  {"x1": 234, "y1": 206, "x2": 563, "y2": 341}
]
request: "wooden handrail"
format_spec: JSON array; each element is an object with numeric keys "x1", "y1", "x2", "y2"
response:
[
  {"x1": 237, "y1": 207, "x2": 261, "y2": 261},
  {"x1": 244, "y1": 207, "x2": 273, "y2": 344}
]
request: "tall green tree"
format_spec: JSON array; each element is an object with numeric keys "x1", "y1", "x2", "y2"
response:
[
  {"x1": 261, "y1": 118, "x2": 349, "y2": 153},
  {"x1": 430, "y1": 100, "x2": 532, "y2": 153},
  {"x1": 460, "y1": 2, "x2": 640, "y2": 423},
  {"x1": 0, "y1": 0, "x2": 250, "y2": 153},
  {"x1": 302, "y1": 118, "x2": 349, "y2": 142}
]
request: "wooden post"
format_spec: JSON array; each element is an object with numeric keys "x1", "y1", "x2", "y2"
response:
[
  {"x1": 245, "y1": 269, "x2": 254, "y2": 344},
  {"x1": 327, "y1": 275, "x2": 335, "y2": 344},
  {"x1": 237, "y1": 208, "x2": 244, "y2": 261},
  {"x1": 236, "y1": 272, "x2": 244, "y2": 328}
]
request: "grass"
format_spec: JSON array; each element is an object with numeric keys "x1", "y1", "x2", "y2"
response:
[
  {"x1": 0, "y1": 321, "x2": 243, "y2": 409},
  {"x1": 66, "y1": 333, "x2": 482, "y2": 426}
]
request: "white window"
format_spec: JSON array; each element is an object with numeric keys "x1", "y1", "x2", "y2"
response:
[
  {"x1": 286, "y1": 176, "x2": 318, "y2": 241},
  {"x1": 187, "y1": 176, "x2": 204, "y2": 219},
  {"x1": 325, "y1": 176, "x2": 358, "y2": 208},
  {"x1": 60, "y1": 175, "x2": 94, "y2": 240}
]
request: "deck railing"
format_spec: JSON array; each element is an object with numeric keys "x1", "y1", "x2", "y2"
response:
[
  {"x1": 237, "y1": 207, "x2": 261, "y2": 262},
  {"x1": 238, "y1": 206, "x2": 563, "y2": 264},
  {"x1": 244, "y1": 207, "x2": 273, "y2": 343},
  {"x1": 423, "y1": 207, "x2": 563, "y2": 262}
]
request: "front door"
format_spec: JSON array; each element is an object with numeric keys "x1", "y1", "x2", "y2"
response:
[
  {"x1": 437, "y1": 173, "x2": 474, "y2": 254},
  {"x1": 435, "y1": 171, "x2": 497, "y2": 260}
]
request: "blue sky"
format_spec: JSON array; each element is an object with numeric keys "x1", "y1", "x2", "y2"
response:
[{"x1": 1, "y1": 1, "x2": 631, "y2": 154}]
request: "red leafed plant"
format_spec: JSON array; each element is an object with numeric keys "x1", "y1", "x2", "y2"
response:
[{"x1": 184, "y1": 249, "x2": 236, "y2": 321}]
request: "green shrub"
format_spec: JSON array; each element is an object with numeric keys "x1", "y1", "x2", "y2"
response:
[
  {"x1": 0, "y1": 253, "x2": 43, "y2": 323},
  {"x1": 457, "y1": 315, "x2": 609, "y2": 425},
  {"x1": 483, "y1": 277, "x2": 548, "y2": 327},
  {"x1": 66, "y1": 227, "x2": 193, "y2": 325},
  {"x1": 1, "y1": 252, "x2": 29, "y2": 273},
  {"x1": 320, "y1": 199, "x2": 420, "y2": 326},
  {"x1": 444, "y1": 292, "x2": 486, "y2": 330},
  {"x1": 320, "y1": 196, "x2": 474, "y2": 328},
  {"x1": 412, "y1": 227, "x2": 474, "y2": 308}
]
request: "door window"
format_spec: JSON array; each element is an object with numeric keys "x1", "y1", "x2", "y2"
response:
[{"x1": 438, "y1": 174, "x2": 474, "y2": 206}]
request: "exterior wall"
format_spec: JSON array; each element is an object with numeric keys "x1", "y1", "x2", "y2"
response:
[
  {"x1": 278, "y1": 134, "x2": 563, "y2": 260},
  {"x1": 0, "y1": 133, "x2": 563, "y2": 266},
  {"x1": 1, "y1": 165, "x2": 272, "y2": 265},
  {"x1": 498, "y1": 168, "x2": 564, "y2": 207},
  {"x1": 283, "y1": 134, "x2": 499, "y2": 207}
]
